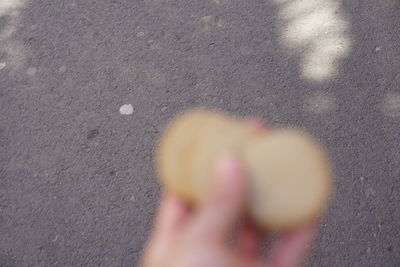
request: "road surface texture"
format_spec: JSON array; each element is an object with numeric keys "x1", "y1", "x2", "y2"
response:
[{"x1": 1, "y1": 0, "x2": 399, "y2": 266}]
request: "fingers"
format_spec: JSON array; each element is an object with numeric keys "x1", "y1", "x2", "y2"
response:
[
  {"x1": 191, "y1": 155, "x2": 246, "y2": 242},
  {"x1": 235, "y1": 223, "x2": 264, "y2": 259},
  {"x1": 268, "y1": 224, "x2": 318, "y2": 267},
  {"x1": 154, "y1": 192, "x2": 190, "y2": 239},
  {"x1": 143, "y1": 193, "x2": 190, "y2": 267}
]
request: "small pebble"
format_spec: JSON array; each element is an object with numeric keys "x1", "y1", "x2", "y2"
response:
[
  {"x1": 375, "y1": 46, "x2": 382, "y2": 52},
  {"x1": 137, "y1": 31, "x2": 145, "y2": 37},
  {"x1": 59, "y1": 65, "x2": 67, "y2": 73},
  {"x1": 0, "y1": 62, "x2": 6, "y2": 70},
  {"x1": 119, "y1": 104, "x2": 134, "y2": 115},
  {"x1": 27, "y1": 67, "x2": 37, "y2": 76}
]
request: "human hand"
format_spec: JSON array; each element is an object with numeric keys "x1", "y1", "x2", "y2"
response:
[{"x1": 141, "y1": 154, "x2": 317, "y2": 267}]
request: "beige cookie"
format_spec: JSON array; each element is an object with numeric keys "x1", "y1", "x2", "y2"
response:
[
  {"x1": 156, "y1": 109, "x2": 209, "y2": 202},
  {"x1": 242, "y1": 129, "x2": 333, "y2": 231},
  {"x1": 156, "y1": 109, "x2": 250, "y2": 203},
  {"x1": 188, "y1": 114, "x2": 253, "y2": 203}
]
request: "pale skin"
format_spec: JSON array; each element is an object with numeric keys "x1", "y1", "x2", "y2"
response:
[{"x1": 142, "y1": 121, "x2": 317, "y2": 267}]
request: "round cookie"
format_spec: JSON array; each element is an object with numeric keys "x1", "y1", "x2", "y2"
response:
[
  {"x1": 188, "y1": 115, "x2": 252, "y2": 203},
  {"x1": 157, "y1": 109, "x2": 252, "y2": 204},
  {"x1": 242, "y1": 129, "x2": 332, "y2": 231},
  {"x1": 156, "y1": 109, "x2": 212, "y2": 202}
]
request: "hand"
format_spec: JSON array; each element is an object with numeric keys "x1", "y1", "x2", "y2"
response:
[{"x1": 141, "y1": 154, "x2": 317, "y2": 267}]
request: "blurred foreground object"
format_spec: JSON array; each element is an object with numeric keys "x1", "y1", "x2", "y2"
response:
[{"x1": 156, "y1": 109, "x2": 333, "y2": 231}]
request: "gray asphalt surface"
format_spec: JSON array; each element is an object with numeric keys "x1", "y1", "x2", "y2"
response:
[{"x1": 1, "y1": 0, "x2": 399, "y2": 266}]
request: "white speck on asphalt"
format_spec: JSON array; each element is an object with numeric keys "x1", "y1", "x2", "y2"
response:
[
  {"x1": 27, "y1": 67, "x2": 37, "y2": 76},
  {"x1": 375, "y1": 46, "x2": 382, "y2": 52},
  {"x1": 137, "y1": 31, "x2": 145, "y2": 37},
  {"x1": 161, "y1": 106, "x2": 168, "y2": 112},
  {"x1": 59, "y1": 65, "x2": 67, "y2": 73},
  {"x1": 119, "y1": 104, "x2": 134, "y2": 115},
  {"x1": 130, "y1": 195, "x2": 135, "y2": 202},
  {"x1": 0, "y1": 62, "x2": 6, "y2": 70}
]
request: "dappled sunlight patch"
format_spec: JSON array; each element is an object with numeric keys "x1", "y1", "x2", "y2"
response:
[
  {"x1": 0, "y1": 0, "x2": 25, "y2": 16},
  {"x1": 0, "y1": 0, "x2": 29, "y2": 71},
  {"x1": 1, "y1": 40, "x2": 27, "y2": 70},
  {"x1": 274, "y1": 0, "x2": 352, "y2": 82}
]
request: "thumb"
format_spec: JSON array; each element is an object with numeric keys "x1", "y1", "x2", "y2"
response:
[{"x1": 191, "y1": 154, "x2": 246, "y2": 242}]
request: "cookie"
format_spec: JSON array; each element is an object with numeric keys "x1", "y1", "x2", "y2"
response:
[
  {"x1": 242, "y1": 129, "x2": 333, "y2": 231},
  {"x1": 188, "y1": 114, "x2": 253, "y2": 203},
  {"x1": 156, "y1": 110, "x2": 209, "y2": 202},
  {"x1": 156, "y1": 109, "x2": 250, "y2": 203}
]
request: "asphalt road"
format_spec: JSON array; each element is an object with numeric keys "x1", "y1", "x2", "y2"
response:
[{"x1": 1, "y1": 0, "x2": 399, "y2": 266}]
